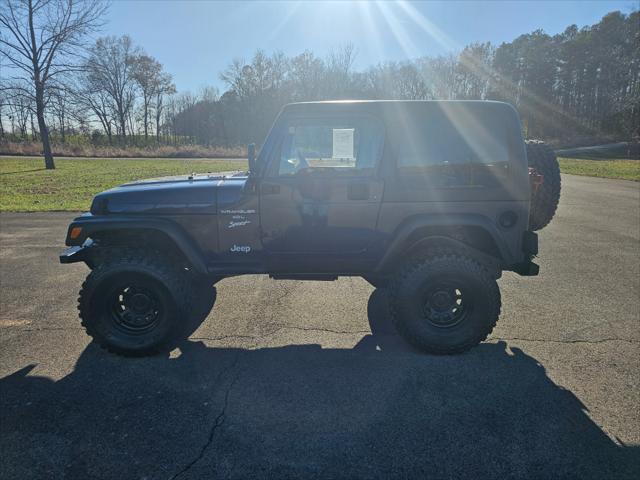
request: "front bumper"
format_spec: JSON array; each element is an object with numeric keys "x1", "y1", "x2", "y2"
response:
[{"x1": 59, "y1": 240, "x2": 94, "y2": 265}]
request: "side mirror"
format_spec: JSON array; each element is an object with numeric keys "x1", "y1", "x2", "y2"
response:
[{"x1": 247, "y1": 143, "x2": 256, "y2": 173}]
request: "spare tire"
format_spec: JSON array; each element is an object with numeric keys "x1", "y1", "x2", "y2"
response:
[{"x1": 526, "y1": 140, "x2": 561, "y2": 231}]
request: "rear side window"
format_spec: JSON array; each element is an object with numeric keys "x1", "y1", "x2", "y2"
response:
[
  {"x1": 276, "y1": 116, "x2": 383, "y2": 176},
  {"x1": 390, "y1": 106, "x2": 510, "y2": 187}
]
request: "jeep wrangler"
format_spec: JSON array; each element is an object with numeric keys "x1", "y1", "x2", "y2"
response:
[{"x1": 60, "y1": 100, "x2": 561, "y2": 356}]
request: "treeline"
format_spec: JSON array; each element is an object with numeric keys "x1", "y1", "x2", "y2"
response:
[
  {"x1": 1, "y1": 32, "x2": 178, "y2": 147},
  {"x1": 1, "y1": 3, "x2": 638, "y2": 165},
  {"x1": 185, "y1": 10, "x2": 640, "y2": 146}
]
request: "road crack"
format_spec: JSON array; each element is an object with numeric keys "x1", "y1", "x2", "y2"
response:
[
  {"x1": 10, "y1": 326, "x2": 84, "y2": 332},
  {"x1": 269, "y1": 324, "x2": 371, "y2": 335},
  {"x1": 191, "y1": 334, "x2": 256, "y2": 342},
  {"x1": 169, "y1": 351, "x2": 242, "y2": 480},
  {"x1": 492, "y1": 337, "x2": 639, "y2": 345},
  {"x1": 192, "y1": 324, "x2": 370, "y2": 344}
]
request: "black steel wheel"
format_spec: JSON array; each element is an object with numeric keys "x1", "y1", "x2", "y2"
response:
[
  {"x1": 422, "y1": 285, "x2": 469, "y2": 328},
  {"x1": 390, "y1": 254, "x2": 500, "y2": 354},
  {"x1": 108, "y1": 282, "x2": 164, "y2": 334},
  {"x1": 78, "y1": 249, "x2": 192, "y2": 357}
]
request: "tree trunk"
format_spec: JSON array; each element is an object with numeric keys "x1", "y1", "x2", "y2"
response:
[
  {"x1": 26, "y1": 0, "x2": 53, "y2": 169},
  {"x1": 36, "y1": 84, "x2": 55, "y2": 170},
  {"x1": 120, "y1": 116, "x2": 127, "y2": 143},
  {"x1": 59, "y1": 109, "x2": 66, "y2": 143},
  {"x1": 155, "y1": 94, "x2": 162, "y2": 144},
  {"x1": 117, "y1": 103, "x2": 127, "y2": 144},
  {"x1": 143, "y1": 94, "x2": 149, "y2": 140},
  {"x1": 30, "y1": 112, "x2": 36, "y2": 141}
]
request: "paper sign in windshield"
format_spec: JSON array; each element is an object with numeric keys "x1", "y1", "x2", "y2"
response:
[{"x1": 332, "y1": 128, "x2": 354, "y2": 159}]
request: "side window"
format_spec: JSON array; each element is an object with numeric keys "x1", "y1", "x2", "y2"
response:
[
  {"x1": 391, "y1": 109, "x2": 510, "y2": 187},
  {"x1": 277, "y1": 117, "x2": 382, "y2": 176}
]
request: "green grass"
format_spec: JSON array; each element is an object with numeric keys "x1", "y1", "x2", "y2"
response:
[
  {"x1": 0, "y1": 156, "x2": 247, "y2": 211},
  {"x1": 558, "y1": 158, "x2": 640, "y2": 182}
]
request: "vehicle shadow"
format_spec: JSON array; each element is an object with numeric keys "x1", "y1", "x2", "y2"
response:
[{"x1": 1, "y1": 288, "x2": 637, "y2": 480}]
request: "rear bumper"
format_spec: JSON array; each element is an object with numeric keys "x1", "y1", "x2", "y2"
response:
[
  {"x1": 522, "y1": 231, "x2": 538, "y2": 256},
  {"x1": 512, "y1": 231, "x2": 539, "y2": 276}
]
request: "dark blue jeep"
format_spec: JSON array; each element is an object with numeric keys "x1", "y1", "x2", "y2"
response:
[{"x1": 60, "y1": 100, "x2": 560, "y2": 356}]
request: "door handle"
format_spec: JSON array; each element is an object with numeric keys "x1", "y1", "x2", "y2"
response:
[{"x1": 348, "y1": 182, "x2": 370, "y2": 200}]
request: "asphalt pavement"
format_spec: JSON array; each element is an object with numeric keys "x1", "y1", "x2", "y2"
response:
[{"x1": 0, "y1": 174, "x2": 638, "y2": 479}]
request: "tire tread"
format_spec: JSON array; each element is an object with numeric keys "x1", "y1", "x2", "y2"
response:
[
  {"x1": 78, "y1": 247, "x2": 192, "y2": 357},
  {"x1": 526, "y1": 140, "x2": 561, "y2": 231},
  {"x1": 389, "y1": 254, "x2": 501, "y2": 354}
]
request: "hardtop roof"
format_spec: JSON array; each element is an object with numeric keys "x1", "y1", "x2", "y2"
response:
[{"x1": 281, "y1": 99, "x2": 516, "y2": 117}]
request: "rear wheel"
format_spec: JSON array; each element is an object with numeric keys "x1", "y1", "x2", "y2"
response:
[
  {"x1": 78, "y1": 249, "x2": 192, "y2": 357},
  {"x1": 526, "y1": 140, "x2": 561, "y2": 231},
  {"x1": 389, "y1": 254, "x2": 500, "y2": 354}
]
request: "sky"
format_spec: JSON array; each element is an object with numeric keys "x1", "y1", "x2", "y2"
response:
[{"x1": 104, "y1": 0, "x2": 636, "y2": 93}]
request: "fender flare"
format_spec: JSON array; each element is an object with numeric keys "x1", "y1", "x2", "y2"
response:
[
  {"x1": 64, "y1": 215, "x2": 208, "y2": 274},
  {"x1": 374, "y1": 214, "x2": 512, "y2": 273}
]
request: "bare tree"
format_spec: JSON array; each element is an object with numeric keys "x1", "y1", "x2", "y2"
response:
[
  {"x1": 131, "y1": 53, "x2": 174, "y2": 141},
  {"x1": 131, "y1": 53, "x2": 159, "y2": 140},
  {"x1": 289, "y1": 50, "x2": 324, "y2": 100},
  {"x1": 85, "y1": 35, "x2": 138, "y2": 143},
  {"x1": 70, "y1": 62, "x2": 112, "y2": 142},
  {"x1": 153, "y1": 73, "x2": 175, "y2": 143},
  {"x1": 49, "y1": 83, "x2": 71, "y2": 142},
  {"x1": 6, "y1": 84, "x2": 31, "y2": 137},
  {"x1": 0, "y1": 88, "x2": 6, "y2": 137},
  {"x1": 74, "y1": 76, "x2": 114, "y2": 142},
  {"x1": 0, "y1": 0, "x2": 107, "y2": 169},
  {"x1": 324, "y1": 44, "x2": 356, "y2": 98}
]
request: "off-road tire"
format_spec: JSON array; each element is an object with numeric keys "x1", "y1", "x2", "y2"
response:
[
  {"x1": 389, "y1": 254, "x2": 501, "y2": 354},
  {"x1": 78, "y1": 248, "x2": 192, "y2": 357},
  {"x1": 526, "y1": 140, "x2": 561, "y2": 231}
]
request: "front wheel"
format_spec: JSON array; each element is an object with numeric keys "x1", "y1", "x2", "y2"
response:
[
  {"x1": 78, "y1": 250, "x2": 192, "y2": 357},
  {"x1": 389, "y1": 254, "x2": 501, "y2": 354}
]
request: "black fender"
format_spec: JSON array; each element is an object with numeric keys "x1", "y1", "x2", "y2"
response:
[
  {"x1": 63, "y1": 215, "x2": 208, "y2": 274},
  {"x1": 374, "y1": 214, "x2": 512, "y2": 273}
]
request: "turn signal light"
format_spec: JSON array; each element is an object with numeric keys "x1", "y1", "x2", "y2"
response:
[{"x1": 69, "y1": 227, "x2": 83, "y2": 239}]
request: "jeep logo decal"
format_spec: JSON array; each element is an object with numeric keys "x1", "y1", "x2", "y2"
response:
[{"x1": 230, "y1": 244, "x2": 251, "y2": 253}]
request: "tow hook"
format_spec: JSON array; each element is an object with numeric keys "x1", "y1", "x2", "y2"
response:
[{"x1": 529, "y1": 167, "x2": 544, "y2": 194}]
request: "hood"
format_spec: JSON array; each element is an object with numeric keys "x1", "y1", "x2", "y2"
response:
[{"x1": 91, "y1": 171, "x2": 248, "y2": 215}]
